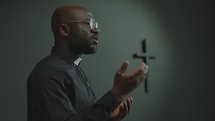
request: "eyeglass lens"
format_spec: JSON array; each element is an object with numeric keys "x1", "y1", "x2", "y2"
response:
[{"x1": 90, "y1": 19, "x2": 98, "y2": 29}]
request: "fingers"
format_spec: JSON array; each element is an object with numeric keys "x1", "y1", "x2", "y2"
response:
[
  {"x1": 118, "y1": 61, "x2": 148, "y2": 76},
  {"x1": 120, "y1": 97, "x2": 133, "y2": 119},
  {"x1": 113, "y1": 61, "x2": 148, "y2": 99},
  {"x1": 144, "y1": 65, "x2": 149, "y2": 74},
  {"x1": 119, "y1": 102, "x2": 126, "y2": 119},
  {"x1": 135, "y1": 63, "x2": 148, "y2": 76},
  {"x1": 130, "y1": 63, "x2": 149, "y2": 81},
  {"x1": 117, "y1": 60, "x2": 129, "y2": 73},
  {"x1": 125, "y1": 97, "x2": 132, "y2": 114}
]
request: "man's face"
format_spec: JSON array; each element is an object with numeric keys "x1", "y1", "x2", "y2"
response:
[{"x1": 67, "y1": 11, "x2": 99, "y2": 55}]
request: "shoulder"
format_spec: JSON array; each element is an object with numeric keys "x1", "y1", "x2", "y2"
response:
[
  {"x1": 28, "y1": 56, "x2": 75, "y2": 83},
  {"x1": 27, "y1": 55, "x2": 73, "y2": 84}
]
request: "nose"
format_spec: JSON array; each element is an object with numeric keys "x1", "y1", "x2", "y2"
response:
[{"x1": 91, "y1": 28, "x2": 100, "y2": 34}]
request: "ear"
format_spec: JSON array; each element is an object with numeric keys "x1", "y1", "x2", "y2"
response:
[{"x1": 59, "y1": 24, "x2": 70, "y2": 37}]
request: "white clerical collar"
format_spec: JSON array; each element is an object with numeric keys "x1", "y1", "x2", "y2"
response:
[{"x1": 74, "y1": 57, "x2": 82, "y2": 66}]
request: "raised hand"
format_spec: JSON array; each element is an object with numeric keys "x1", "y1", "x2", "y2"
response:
[{"x1": 111, "y1": 60, "x2": 148, "y2": 100}]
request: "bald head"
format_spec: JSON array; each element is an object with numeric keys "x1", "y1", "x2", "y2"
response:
[
  {"x1": 50, "y1": 4, "x2": 99, "y2": 54},
  {"x1": 51, "y1": 4, "x2": 91, "y2": 34}
]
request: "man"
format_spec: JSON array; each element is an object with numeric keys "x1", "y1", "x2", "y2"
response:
[{"x1": 27, "y1": 4, "x2": 148, "y2": 121}]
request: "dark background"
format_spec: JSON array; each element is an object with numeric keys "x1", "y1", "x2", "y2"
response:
[{"x1": 1, "y1": 0, "x2": 214, "y2": 121}]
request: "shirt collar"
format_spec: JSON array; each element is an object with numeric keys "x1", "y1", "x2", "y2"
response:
[
  {"x1": 74, "y1": 57, "x2": 82, "y2": 66},
  {"x1": 51, "y1": 46, "x2": 82, "y2": 65}
]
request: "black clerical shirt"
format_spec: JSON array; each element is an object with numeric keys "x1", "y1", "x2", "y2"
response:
[{"x1": 27, "y1": 47, "x2": 119, "y2": 121}]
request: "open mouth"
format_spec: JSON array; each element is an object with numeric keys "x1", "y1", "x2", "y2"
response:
[{"x1": 91, "y1": 36, "x2": 99, "y2": 44}]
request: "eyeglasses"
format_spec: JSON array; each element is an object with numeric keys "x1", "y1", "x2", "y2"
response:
[{"x1": 66, "y1": 19, "x2": 98, "y2": 30}]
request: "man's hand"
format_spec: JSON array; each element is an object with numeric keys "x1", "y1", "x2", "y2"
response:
[
  {"x1": 110, "y1": 97, "x2": 133, "y2": 121},
  {"x1": 112, "y1": 60, "x2": 148, "y2": 100}
]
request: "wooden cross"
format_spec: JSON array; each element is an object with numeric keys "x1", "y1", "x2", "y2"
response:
[{"x1": 133, "y1": 39, "x2": 155, "y2": 93}]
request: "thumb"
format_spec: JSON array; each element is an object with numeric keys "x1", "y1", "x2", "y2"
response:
[{"x1": 117, "y1": 60, "x2": 129, "y2": 73}]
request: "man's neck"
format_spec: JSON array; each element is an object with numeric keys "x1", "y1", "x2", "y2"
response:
[{"x1": 51, "y1": 46, "x2": 82, "y2": 65}]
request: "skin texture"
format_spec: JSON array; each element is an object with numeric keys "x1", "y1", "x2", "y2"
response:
[{"x1": 51, "y1": 4, "x2": 149, "y2": 121}]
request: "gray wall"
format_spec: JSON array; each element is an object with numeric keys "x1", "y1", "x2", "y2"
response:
[{"x1": 1, "y1": 0, "x2": 214, "y2": 121}]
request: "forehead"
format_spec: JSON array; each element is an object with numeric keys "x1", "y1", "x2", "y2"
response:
[{"x1": 71, "y1": 9, "x2": 94, "y2": 20}]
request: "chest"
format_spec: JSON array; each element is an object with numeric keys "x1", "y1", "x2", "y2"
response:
[{"x1": 63, "y1": 66, "x2": 96, "y2": 113}]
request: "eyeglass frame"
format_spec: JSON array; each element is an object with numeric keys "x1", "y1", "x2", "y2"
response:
[{"x1": 66, "y1": 19, "x2": 98, "y2": 30}]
